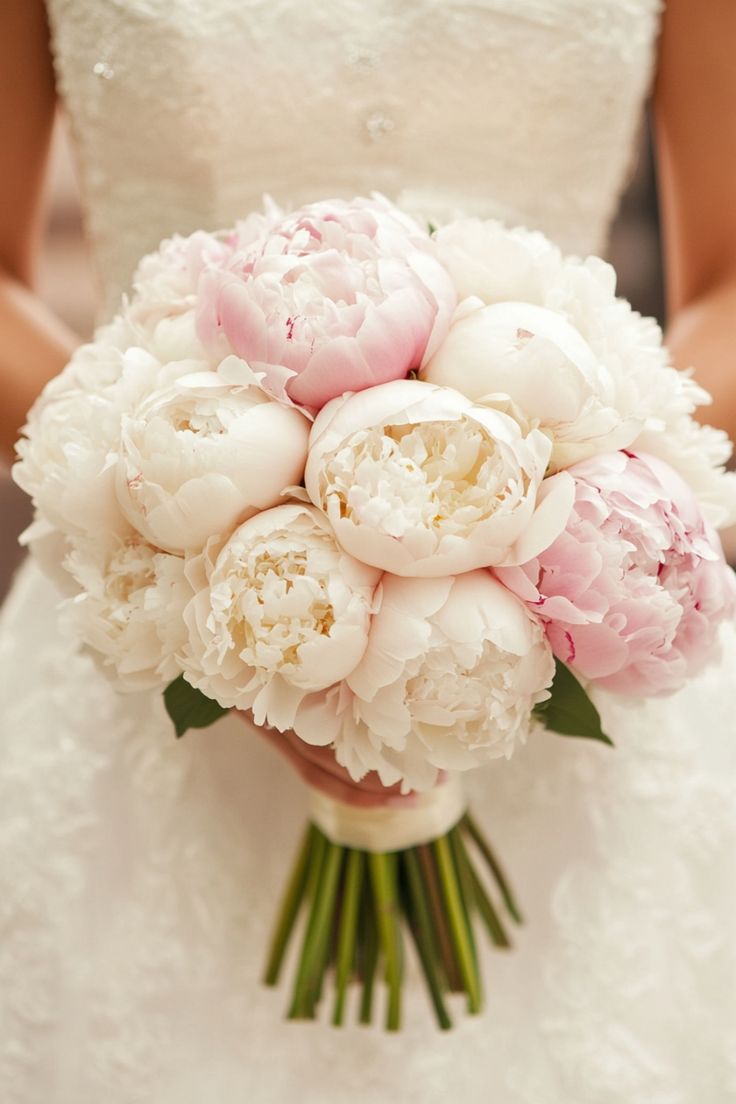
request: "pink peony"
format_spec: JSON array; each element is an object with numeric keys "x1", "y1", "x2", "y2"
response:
[
  {"x1": 195, "y1": 196, "x2": 456, "y2": 412},
  {"x1": 496, "y1": 451, "x2": 736, "y2": 697}
]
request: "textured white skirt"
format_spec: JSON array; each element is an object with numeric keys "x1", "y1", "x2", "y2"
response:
[{"x1": 2, "y1": 559, "x2": 735, "y2": 1103}]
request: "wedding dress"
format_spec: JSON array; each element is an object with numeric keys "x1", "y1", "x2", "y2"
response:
[{"x1": 3, "y1": 1, "x2": 736, "y2": 1100}]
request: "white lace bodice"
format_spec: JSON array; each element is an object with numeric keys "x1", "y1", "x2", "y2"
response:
[{"x1": 46, "y1": 0, "x2": 662, "y2": 320}]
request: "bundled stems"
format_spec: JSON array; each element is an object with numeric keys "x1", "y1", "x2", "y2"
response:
[{"x1": 264, "y1": 813, "x2": 520, "y2": 1030}]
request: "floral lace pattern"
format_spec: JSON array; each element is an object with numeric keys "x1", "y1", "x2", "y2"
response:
[
  {"x1": 45, "y1": 0, "x2": 662, "y2": 319},
  {"x1": 3, "y1": 559, "x2": 736, "y2": 1101}
]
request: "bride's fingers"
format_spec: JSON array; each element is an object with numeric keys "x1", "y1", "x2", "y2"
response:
[
  {"x1": 237, "y1": 711, "x2": 414, "y2": 807},
  {"x1": 257, "y1": 727, "x2": 413, "y2": 808},
  {"x1": 279, "y1": 729, "x2": 404, "y2": 797},
  {"x1": 272, "y1": 729, "x2": 444, "y2": 796}
]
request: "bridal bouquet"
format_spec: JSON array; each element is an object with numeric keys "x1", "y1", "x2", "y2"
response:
[{"x1": 15, "y1": 196, "x2": 736, "y2": 1030}]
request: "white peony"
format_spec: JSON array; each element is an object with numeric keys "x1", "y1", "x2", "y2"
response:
[
  {"x1": 291, "y1": 571, "x2": 555, "y2": 792},
  {"x1": 434, "y1": 218, "x2": 736, "y2": 525},
  {"x1": 12, "y1": 344, "x2": 161, "y2": 539},
  {"x1": 182, "y1": 503, "x2": 381, "y2": 720},
  {"x1": 13, "y1": 343, "x2": 209, "y2": 541},
  {"x1": 61, "y1": 532, "x2": 190, "y2": 692},
  {"x1": 116, "y1": 357, "x2": 311, "y2": 553},
  {"x1": 422, "y1": 301, "x2": 641, "y2": 470},
  {"x1": 144, "y1": 309, "x2": 208, "y2": 365},
  {"x1": 36, "y1": 319, "x2": 140, "y2": 400},
  {"x1": 304, "y1": 378, "x2": 574, "y2": 576},
  {"x1": 127, "y1": 230, "x2": 234, "y2": 336}
]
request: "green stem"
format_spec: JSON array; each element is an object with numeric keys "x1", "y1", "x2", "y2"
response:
[
  {"x1": 308, "y1": 841, "x2": 345, "y2": 1010},
  {"x1": 358, "y1": 878, "x2": 379, "y2": 1026},
  {"x1": 369, "y1": 852, "x2": 402, "y2": 1032},
  {"x1": 462, "y1": 814, "x2": 523, "y2": 925},
  {"x1": 448, "y1": 827, "x2": 479, "y2": 976},
  {"x1": 263, "y1": 824, "x2": 315, "y2": 986},
  {"x1": 332, "y1": 849, "x2": 363, "y2": 1026},
  {"x1": 456, "y1": 835, "x2": 511, "y2": 949},
  {"x1": 434, "y1": 835, "x2": 483, "y2": 1015},
  {"x1": 402, "y1": 849, "x2": 453, "y2": 1030},
  {"x1": 416, "y1": 843, "x2": 463, "y2": 991},
  {"x1": 288, "y1": 835, "x2": 343, "y2": 1020},
  {"x1": 304, "y1": 828, "x2": 327, "y2": 903}
]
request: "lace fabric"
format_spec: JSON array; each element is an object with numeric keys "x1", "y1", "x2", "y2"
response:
[
  {"x1": 45, "y1": 0, "x2": 662, "y2": 319},
  {"x1": 3, "y1": 560, "x2": 736, "y2": 1101},
  {"x1": 8, "y1": 1, "x2": 736, "y2": 1099}
]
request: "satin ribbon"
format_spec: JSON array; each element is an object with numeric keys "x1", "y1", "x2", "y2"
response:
[{"x1": 306, "y1": 775, "x2": 466, "y2": 853}]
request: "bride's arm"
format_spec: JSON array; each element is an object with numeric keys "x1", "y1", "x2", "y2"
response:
[
  {"x1": 0, "y1": 0, "x2": 77, "y2": 464},
  {"x1": 654, "y1": 0, "x2": 736, "y2": 446}
]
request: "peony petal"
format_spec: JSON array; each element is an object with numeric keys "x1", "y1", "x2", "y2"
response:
[
  {"x1": 348, "y1": 577, "x2": 453, "y2": 699},
  {"x1": 292, "y1": 688, "x2": 345, "y2": 747},
  {"x1": 432, "y1": 572, "x2": 536, "y2": 656},
  {"x1": 506, "y1": 471, "x2": 576, "y2": 565},
  {"x1": 287, "y1": 336, "x2": 372, "y2": 409}
]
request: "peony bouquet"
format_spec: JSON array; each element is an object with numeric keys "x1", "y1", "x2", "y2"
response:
[{"x1": 14, "y1": 196, "x2": 736, "y2": 1030}]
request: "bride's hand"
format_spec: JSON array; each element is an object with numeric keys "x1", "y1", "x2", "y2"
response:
[{"x1": 236, "y1": 711, "x2": 415, "y2": 809}]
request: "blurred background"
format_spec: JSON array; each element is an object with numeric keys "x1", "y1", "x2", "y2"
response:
[{"x1": 0, "y1": 117, "x2": 664, "y2": 600}]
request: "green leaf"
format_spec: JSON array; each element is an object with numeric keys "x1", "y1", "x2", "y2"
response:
[
  {"x1": 533, "y1": 660, "x2": 613, "y2": 746},
  {"x1": 163, "y1": 674, "x2": 229, "y2": 737},
  {"x1": 427, "y1": 221, "x2": 437, "y2": 236}
]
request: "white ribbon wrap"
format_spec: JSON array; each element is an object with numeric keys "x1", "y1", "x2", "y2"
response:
[{"x1": 307, "y1": 775, "x2": 467, "y2": 853}]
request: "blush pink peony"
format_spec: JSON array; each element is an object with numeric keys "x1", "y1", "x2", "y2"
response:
[
  {"x1": 496, "y1": 451, "x2": 736, "y2": 697},
  {"x1": 195, "y1": 196, "x2": 456, "y2": 412}
]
